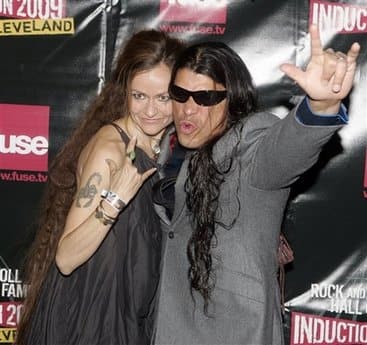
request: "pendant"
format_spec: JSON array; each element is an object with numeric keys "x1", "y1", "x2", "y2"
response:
[{"x1": 152, "y1": 142, "x2": 161, "y2": 155}]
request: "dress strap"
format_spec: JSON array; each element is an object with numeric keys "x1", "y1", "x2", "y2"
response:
[{"x1": 110, "y1": 122, "x2": 130, "y2": 145}]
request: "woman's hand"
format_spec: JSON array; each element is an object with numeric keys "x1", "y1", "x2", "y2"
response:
[{"x1": 105, "y1": 136, "x2": 157, "y2": 205}]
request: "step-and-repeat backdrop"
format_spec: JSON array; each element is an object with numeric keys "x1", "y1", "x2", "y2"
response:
[{"x1": 0, "y1": 1, "x2": 366, "y2": 344}]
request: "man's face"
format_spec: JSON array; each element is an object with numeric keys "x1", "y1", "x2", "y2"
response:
[{"x1": 172, "y1": 68, "x2": 227, "y2": 149}]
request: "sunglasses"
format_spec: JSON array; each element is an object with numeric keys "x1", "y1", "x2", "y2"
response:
[{"x1": 169, "y1": 84, "x2": 227, "y2": 106}]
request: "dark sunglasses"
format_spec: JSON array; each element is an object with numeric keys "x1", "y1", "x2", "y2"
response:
[{"x1": 169, "y1": 84, "x2": 227, "y2": 106}]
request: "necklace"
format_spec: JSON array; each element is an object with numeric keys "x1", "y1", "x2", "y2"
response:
[
  {"x1": 121, "y1": 118, "x2": 161, "y2": 159},
  {"x1": 151, "y1": 139, "x2": 161, "y2": 159},
  {"x1": 151, "y1": 142, "x2": 161, "y2": 155}
]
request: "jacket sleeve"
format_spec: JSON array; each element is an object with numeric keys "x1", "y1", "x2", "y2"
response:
[{"x1": 243, "y1": 97, "x2": 346, "y2": 190}]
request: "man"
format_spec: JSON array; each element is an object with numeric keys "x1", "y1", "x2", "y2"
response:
[{"x1": 154, "y1": 25, "x2": 360, "y2": 345}]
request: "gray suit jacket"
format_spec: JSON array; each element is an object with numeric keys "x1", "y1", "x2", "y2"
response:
[{"x1": 153, "y1": 99, "x2": 343, "y2": 345}]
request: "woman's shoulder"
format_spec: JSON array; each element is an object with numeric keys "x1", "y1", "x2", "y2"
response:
[
  {"x1": 79, "y1": 124, "x2": 126, "y2": 166},
  {"x1": 95, "y1": 124, "x2": 126, "y2": 149}
]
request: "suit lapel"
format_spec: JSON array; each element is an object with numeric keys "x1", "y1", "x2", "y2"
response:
[
  {"x1": 156, "y1": 124, "x2": 175, "y2": 174},
  {"x1": 170, "y1": 158, "x2": 189, "y2": 227}
]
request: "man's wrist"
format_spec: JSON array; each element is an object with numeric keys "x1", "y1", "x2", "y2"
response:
[
  {"x1": 307, "y1": 97, "x2": 341, "y2": 115},
  {"x1": 295, "y1": 97, "x2": 348, "y2": 126}
]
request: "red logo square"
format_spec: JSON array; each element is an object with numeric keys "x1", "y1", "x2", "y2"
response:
[
  {"x1": 0, "y1": 104, "x2": 50, "y2": 172},
  {"x1": 160, "y1": 0, "x2": 227, "y2": 24}
]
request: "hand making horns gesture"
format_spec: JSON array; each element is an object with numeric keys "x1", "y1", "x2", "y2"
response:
[
  {"x1": 280, "y1": 24, "x2": 360, "y2": 113},
  {"x1": 106, "y1": 136, "x2": 157, "y2": 206}
]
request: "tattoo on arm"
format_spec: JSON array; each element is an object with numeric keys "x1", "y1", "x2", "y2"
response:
[{"x1": 76, "y1": 173, "x2": 102, "y2": 208}]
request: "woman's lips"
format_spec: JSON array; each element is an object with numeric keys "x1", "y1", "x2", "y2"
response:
[{"x1": 142, "y1": 117, "x2": 162, "y2": 124}]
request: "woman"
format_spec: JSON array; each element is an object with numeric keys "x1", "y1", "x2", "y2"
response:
[
  {"x1": 153, "y1": 25, "x2": 359, "y2": 344},
  {"x1": 16, "y1": 29, "x2": 183, "y2": 345}
]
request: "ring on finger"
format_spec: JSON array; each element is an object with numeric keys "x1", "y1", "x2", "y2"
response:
[
  {"x1": 336, "y1": 53, "x2": 346, "y2": 61},
  {"x1": 126, "y1": 150, "x2": 136, "y2": 161}
]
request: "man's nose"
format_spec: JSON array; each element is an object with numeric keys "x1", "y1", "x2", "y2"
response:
[{"x1": 182, "y1": 96, "x2": 199, "y2": 116}]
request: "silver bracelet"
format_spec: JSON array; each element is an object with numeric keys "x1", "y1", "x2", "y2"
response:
[{"x1": 101, "y1": 189, "x2": 126, "y2": 211}]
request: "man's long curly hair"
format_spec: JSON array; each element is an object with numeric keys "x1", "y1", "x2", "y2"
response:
[
  {"x1": 170, "y1": 42, "x2": 258, "y2": 314},
  {"x1": 15, "y1": 29, "x2": 183, "y2": 344}
]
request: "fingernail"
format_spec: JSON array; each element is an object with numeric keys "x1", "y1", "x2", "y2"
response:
[{"x1": 333, "y1": 85, "x2": 341, "y2": 92}]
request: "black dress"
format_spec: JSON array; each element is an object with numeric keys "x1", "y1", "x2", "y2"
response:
[{"x1": 25, "y1": 124, "x2": 162, "y2": 345}]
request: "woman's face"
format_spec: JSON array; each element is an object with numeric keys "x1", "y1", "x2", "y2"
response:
[
  {"x1": 128, "y1": 63, "x2": 173, "y2": 138},
  {"x1": 172, "y1": 68, "x2": 227, "y2": 149}
]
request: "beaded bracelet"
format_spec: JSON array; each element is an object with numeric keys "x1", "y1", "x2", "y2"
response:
[{"x1": 95, "y1": 200, "x2": 117, "y2": 226}]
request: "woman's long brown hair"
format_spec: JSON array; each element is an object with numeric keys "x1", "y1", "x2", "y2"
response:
[{"x1": 15, "y1": 29, "x2": 183, "y2": 344}]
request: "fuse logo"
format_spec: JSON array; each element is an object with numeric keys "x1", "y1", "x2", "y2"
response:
[
  {"x1": 160, "y1": 0, "x2": 227, "y2": 24},
  {"x1": 0, "y1": 104, "x2": 50, "y2": 172},
  {"x1": 0, "y1": 135, "x2": 48, "y2": 155}
]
